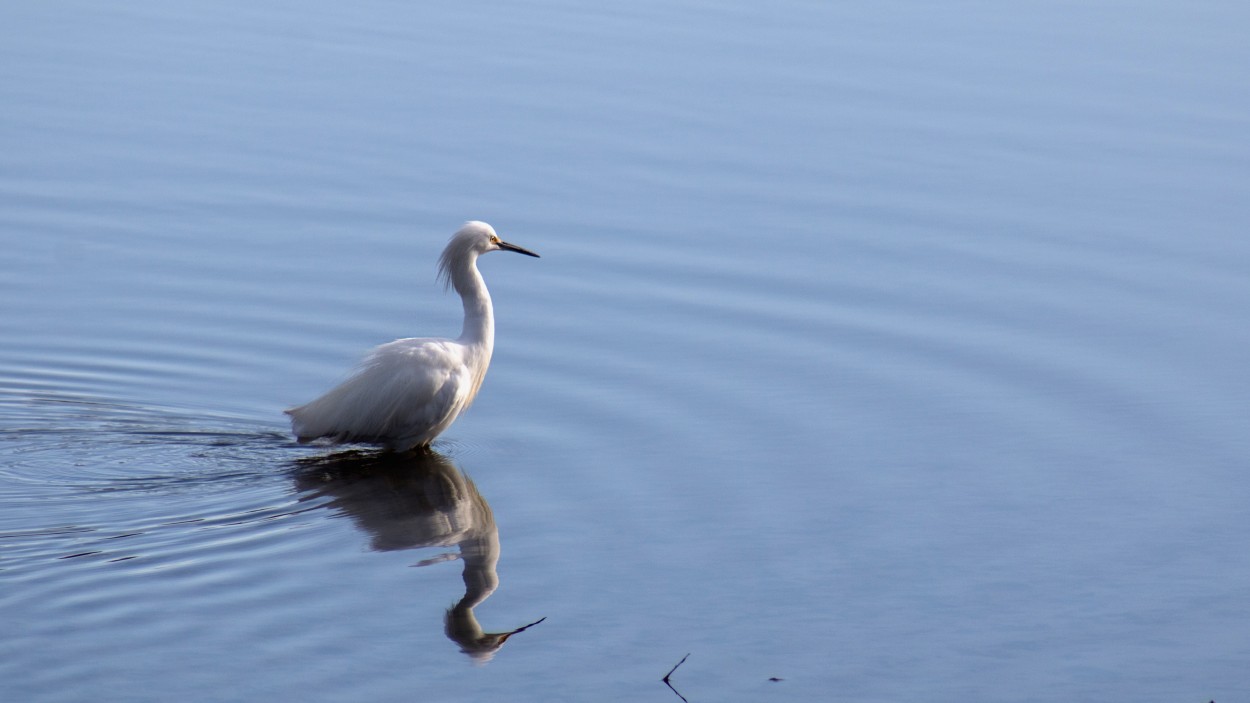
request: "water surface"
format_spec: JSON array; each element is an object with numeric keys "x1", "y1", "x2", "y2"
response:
[{"x1": 3, "y1": 1, "x2": 1250, "y2": 701}]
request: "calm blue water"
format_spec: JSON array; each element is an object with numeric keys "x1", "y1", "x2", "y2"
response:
[{"x1": 3, "y1": 1, "x2": 1250, "y2": 701}]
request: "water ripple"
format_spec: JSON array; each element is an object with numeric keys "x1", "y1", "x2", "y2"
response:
[{"x1": 0, "y1": 395, "x2": 313, "y2": 582}]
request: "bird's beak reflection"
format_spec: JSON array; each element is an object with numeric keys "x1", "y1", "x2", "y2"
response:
[
  {"x1": 291, "y1": 449, "x2": 545, "y2": 663},
  {"x1": 498, "y1": 240, "x2": 540, "y2": 258}
]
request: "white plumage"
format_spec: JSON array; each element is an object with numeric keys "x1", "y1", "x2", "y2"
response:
[{"x1": 287, "y1": 221, "x2": 539, "y2": 451}]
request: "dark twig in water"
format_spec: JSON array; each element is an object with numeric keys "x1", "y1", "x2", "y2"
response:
[
  {"x1": 662, "y1": 653, "x2": 691, "y2": 703},
  {"x1": 662, "y1": 652, "x2": 690, "y2": 682}
]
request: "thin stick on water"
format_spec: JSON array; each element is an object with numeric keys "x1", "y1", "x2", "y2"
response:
[
  {"x1": 662, "y1": 653, "x2": 691, "y2": 703},
  {"x1": 662, "y1": 652, "x2": 690, "y2": 682}
]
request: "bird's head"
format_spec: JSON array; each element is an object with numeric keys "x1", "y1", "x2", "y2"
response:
[
  {"x1": 438, "y1": 221, "x2": 540, "y2": 290},
  {"x1": 458, "y1": 221, "x2": 540, "y2": 258}
]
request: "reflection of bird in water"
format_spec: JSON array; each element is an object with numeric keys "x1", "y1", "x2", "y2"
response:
[
  {"x1": 286, "y1": 221, "x2": 539, "y2": 451},
  {"x1": 292, "y1": 449, "x2": 544, "y2": 662}
]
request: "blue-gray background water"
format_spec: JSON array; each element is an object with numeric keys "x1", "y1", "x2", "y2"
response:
[{"x1": 3, "y1": 2, "x2": 1248, "y2": 701}]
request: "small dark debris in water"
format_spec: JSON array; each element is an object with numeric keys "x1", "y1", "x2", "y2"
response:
[
  {"x1": 769, "y1": 677, "x2": 783, "y2": 682},
  {"x1": 662, "y1": 652, "x2": 690, "y2": 683},
  {"x1": 662, "y1": 653, "x2": 691, "y2": 703}
]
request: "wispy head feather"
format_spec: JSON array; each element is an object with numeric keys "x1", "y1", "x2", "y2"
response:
[{"x1": 437, "y1": 221, "x2": 496, "y2": 292}]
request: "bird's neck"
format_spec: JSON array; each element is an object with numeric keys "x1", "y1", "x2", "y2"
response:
[{"x1": 453, "y1": 258, "x2": 495, "y2": 350}]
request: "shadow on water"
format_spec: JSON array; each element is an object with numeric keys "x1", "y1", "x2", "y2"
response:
[{"x1": 290, "y1": 448, "x2": 545, "y2": 663}]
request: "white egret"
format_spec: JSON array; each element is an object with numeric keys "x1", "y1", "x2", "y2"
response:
[{"x1": 286, "y1": 221, "x2": 539, "y2": 451}]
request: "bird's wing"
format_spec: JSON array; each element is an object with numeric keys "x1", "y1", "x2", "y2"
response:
[
  {"x1": 289, "y1": 339, "x2": 469, "y2": 445},
  {"x1": 366, "y1": 339, "x2": 472, "y2": 444}
]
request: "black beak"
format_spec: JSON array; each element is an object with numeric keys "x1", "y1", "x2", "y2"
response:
[
  {"x1": 498, "y1": 240, "x2": 540, "y2": 258},
  {"x1": 497, "y1": 616, "x2": 547, "y2": 643}
]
